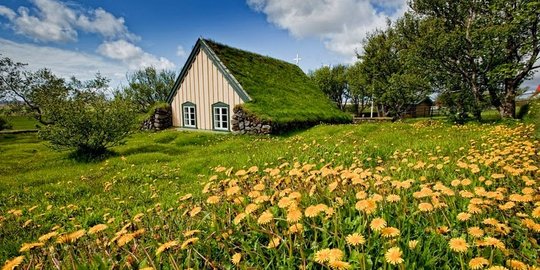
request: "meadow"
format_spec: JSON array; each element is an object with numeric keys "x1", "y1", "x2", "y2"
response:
[{"x1": 0, "y1": 120, "x2": 539, "y2": 269}]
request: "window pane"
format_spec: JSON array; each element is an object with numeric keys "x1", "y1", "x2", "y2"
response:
[{"x1": 222, "y1": 115, "x2": 227, "y2": 122}]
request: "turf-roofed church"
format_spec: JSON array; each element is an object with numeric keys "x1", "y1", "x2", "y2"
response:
[{"x1": 167, "y1": 38, "x2": 350, "y2": 134}]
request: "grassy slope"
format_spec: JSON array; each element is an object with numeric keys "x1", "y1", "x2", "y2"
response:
[
  {"x1": 2, "y1": 116, "x2": 40, "y2": 130},
  {"x1": 0, "y1": 121, "x2": 504, "y2": 260},
  {"x1": 524, "y1": 98, "x2": 540, "y2": 137},
  {"x1": 204, "y1": 40, "x2": 351, "y2": 125}
]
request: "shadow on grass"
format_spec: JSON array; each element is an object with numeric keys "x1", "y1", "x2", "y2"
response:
[{"x1": 68, "y1": 148, "x2": 119, "y2": 163}]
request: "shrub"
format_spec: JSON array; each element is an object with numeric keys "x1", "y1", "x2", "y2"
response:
[
  {"x1": 0, "y1": 115, "x2": 12, "y2": 130},
  {"x1": 39, "y1": 95, "x2": 136, "y2": 158},
  {"x1": 523, "y1": 98, "x2": 540, "y2": 137}
]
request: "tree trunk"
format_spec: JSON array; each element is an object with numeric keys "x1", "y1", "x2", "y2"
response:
[{"x1": 499, "y1": 81, "x2": 516, "y2": 118}]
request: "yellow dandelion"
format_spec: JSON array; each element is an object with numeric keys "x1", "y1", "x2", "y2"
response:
[
  {"x1": 226, "y1": 186, "x2": 241, "y2": 196},
  {"x1": 117, "y1": 233, "x2": 134, "y2": 247},
  {"x1": 2, "y1": 256, "x2": 24, "y2": 270},
  {"x1": 181, "y1": 237, "x2": 199, "y2": 249},
  {"x1": 532, "y1": 206, "x2": 540, "y2": 218},
  {"x1": 386, "y1": 194, "x2": 401, "y2": 202},
  {"x1": 328, "y1": 260, "x2": 351, "y2": 269},
  {"x1": 418, "y1": 202, "x2": 434, "y2": 212},
  {"x1": 456, "y1": 212, "x2": 471, "y2": 221},
  {"x1": 38, "y1": 231, "x2": 58, "y2": 242},
  {"x1": 483, "y1": 237, "x2": 505, "y2": 249},
  {"x1": 183, "y1": 230, "x2": 200, "y2": 237},
  {"x1": 179, "y1": 193, "x2": 192, "y2": 201},
  {"x1": 305, "y1": 205, "x2": 320, "y2": 218},
  {"x1": 355, "y1": 199, "x2": 377, "y2": 214},
  {"x1": 57, "y1": 229, "x2": 85, "y2": 244},
  {"x1": 244, "y1": 203, "x2": 259, "y2": 215},
  {"x1": 469, "y1": 257, "x2": 489, "y2": 269},
  {"x1": 288, "y1": 223, "x2": 304, "y2": 234},
  {"x1": 231, "y1": 253, "x2": 241, "y2": 265},
  {"x1": 370, "y1": 218, "x2": 387, "y2": 232},
  {"x1": 381, "y1": 227, "x2": 400, "y2": 238},
  {"x1": 436, "y1": 226, "x2": 450, "y2": 234},
  {"x1": 286, "y1": 207, "x2": 302, "y2": 223},
  {"x1": 206, "y1": 196, "x2": 220, "y2": 204},
  {"x1": 506, "y1": 259, "x2": 526, "y2": 270},
  {"x1": 233, "y1": 213, "x2": 247, "y2": 225},
  {"x1": 189, "y1": 206, "x2": 202, "y2": 217},
  {"x1": 345, "y1": 233, "x2": 365, "y2": 246},
  {"x1": 19, "y1": 242, "x2": 44, "y2": 252},
  {"x1": 328, "y1": 249, "x2": 344, "y2": 261},
  {"x1": 88, "y1": 224, "x2": 108, "y2": 235},
  {"x1": 468, "y1": 227, "x2": 484, "y2": 238},
  {"x1": 486, "y1": 266, "x2": 508, "y2": 270},
  {"x1": 257, "y1": 211, "x2": 273, "y2": 225},
  {"x1": 253, "y1": 183, "x2": 265, "y2": 191},
  {"x1": 491, "y1": 173, "x2": 505, "y2": 179},
  {"x1": 156, "y1": 241, "x2": 178, "y2": 255},
  {"x1": 449, "y1": 238, "x2": 468, "y2": 253},
  {"x1": 314, "y1": 249, "x2": 332, "y2": 264},
  {"x1": 384, "y1": 247, "x2": 404, "y2": 265},
  {"x1": 267, "y1": 237, "x2": 281, "y2": 248},
  {"x1": 408, "y1": 240, "x2": 419, "y2": 250}
]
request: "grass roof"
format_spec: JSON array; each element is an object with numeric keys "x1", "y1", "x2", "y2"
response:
[{"x1": 203, "y1": 39, "x2": 351, "y2": 125}]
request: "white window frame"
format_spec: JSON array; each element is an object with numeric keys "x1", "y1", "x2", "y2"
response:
[
  {"x1": 182, "y1": 103, "x2": 196, "y2": 128},
  {"x1": 213, "y1": 104, "x2": 229, "y2": 131}
]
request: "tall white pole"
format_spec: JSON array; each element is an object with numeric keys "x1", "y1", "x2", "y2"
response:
[{"x1": 370, "y1": 94, "x2": 374, "y2": 118}]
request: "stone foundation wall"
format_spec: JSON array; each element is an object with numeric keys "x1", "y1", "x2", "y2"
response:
[
  {"x1": 142, "y1": 107, "x2": 172, "y2": 131},
  {"x1": 231, "y1": 107, "x2": 272, "y2": 135}
]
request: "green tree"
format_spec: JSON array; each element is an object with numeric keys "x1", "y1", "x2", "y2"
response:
[
  {"x1": 311, "y1": 64, "x2": 349, "y2": 110},
  {"x1": 346, "y1": 61, "x2": 371, "y2": 115},
  {"x1": 123, "y1": 66, "x2": 176, "y2": 112}
]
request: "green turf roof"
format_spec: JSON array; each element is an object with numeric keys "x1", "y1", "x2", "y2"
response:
[{"x1": 201, "y1": 39, "x2": 351, "y2": 125}]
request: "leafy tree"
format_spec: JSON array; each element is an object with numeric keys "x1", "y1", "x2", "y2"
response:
[
  {"x1": 39, "y1": 88, "x2": 136, "y2": 158},
  {"x1": 361, "y1": 17, "x2": 431, "y2": 119},
  {"x1": 346, "y1": 61, "x2": 371, "y2": 115},
  {"x1": 123, "y1": 66, "x2": 176, "y2": 112},
  {"x1": 311, "y1": 65, "x2": 349, "y2": 110}
]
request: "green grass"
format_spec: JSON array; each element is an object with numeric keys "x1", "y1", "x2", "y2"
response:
[
  {"x1": 204, "y1": 39, "x2": 351, "y2": 125},
  {"x1": 0, "y1": 120, "x2": 538, "y2": 267},
  {"x1": 2, "y1": 116, "x2": 40, "y2": 130},
  {"x1": 523, "y1": 98, "x2": 540, "y2": 137}
]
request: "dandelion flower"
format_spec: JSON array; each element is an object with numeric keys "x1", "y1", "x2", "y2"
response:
[
  {"x1": 381, "y1": 227, "x2": 400, "y2": 238},
  {"x1": 418, "y1": 202, "x2": 434, "y2": 212},
  {"x1": 288, "y1": 223, "x2": 304, "y2": 234},
  {"x1": 257, "y1": 211, "x2": 273, "y2": 225},
  {"x1": 244, "y1": 203, "x2": 259, "y2": 215},
  {"x1": 267, "y1": 237, "x2": 281, "y2": 248},
  {"x1": 469, "y1": 257, "x2": 489, "y2": 269},
  {"x1": 231, "y1": 253, "x2": 241, "y2": 265},
  {"x1": 384, "y1": 247, "x2": 404, "y2": 265},
  {"x1": 226, "y1": 186, "x2": 241, "y2": 196},
  {"x1": 532, "y1": 206, "x2": 540, "y2": 218},
  {"x1": 181, "y1": 237, "x2": 199, "y2": 249},
  {"x1": 449, "y1": 238, "x2": 468, "y2": 253},
  {"x1": 233, "y1": 213, "x2": 247, "y2": 225},
  {"x1": 328, "y1": 249, "x2": 344, "y2": 261},
  {"x1": 487, "y1": 266, "x2": 508, "y2": 270},
  {"x1": 286, "y1": 207, "x2": 302, "y2": 223},
  {"x1": 408, "y1": 240, "x2": 419, "y2": 250},
  {"x1": 189, "y1": 206, "x2": 202, "y2": 217},
  {"x1": 345, "y1": 233, "x2": 365, "y2": 246},
  {"x1": 183, "y1": 230, "x2": 200, "y2": 237},
  {"x1": 386, "y1": 194, "x2": 401, "y2": 202},
  {"x1": 314, "y1": 249, "x2": 332, "y2": 264},
  {"x1": 328, "y1": 260, "x2": 351, "y2": 269},
  {"x1": 156, "y1": 241, "x2": 178, "y2": 255},
  {"x1": 88, "y1": 224, "x2": 108, "y2": 234},
  {"x1": 57, "y1": 229, "x2": 85, "y2": 244},
  {"x1": 467, "y1": 227, "x2": 484, "y2": 238},
  {"x1": 505, "y1": 259, "x2": 526, "y2": 270},
  {"x1": 19, "y1": 242, "x2": 44, "y2": 252},
  {"x1": 457, "y1": 212, "x2": 472, "y2": 221},
  {"x1": 179, "y1": 193, "x2": 193, "y2": 201},
  {"x1": 117, "y1": 233, "x2": 134, "y2": 247},
  {"x1": 2, "y1": 256, "x2": 24, "y2": 270},
  {"x1": 38, "y1": 231, "x2": 58, "y2": 242},
  {"x1": 305, "y1": 206, "x2": 320, "y2": 218},
  {"x1": 370, "y1": 218, "x2": 387, "y2": 232},
  {"x1": 206, "y1": 196, "x2": 220, "y2": 204}
]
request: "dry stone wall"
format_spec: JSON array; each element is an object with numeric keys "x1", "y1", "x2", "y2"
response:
[
  {"x1": 142, "y1": 107, "x2": 172, "y2": 131},
  {"x1": 231, "y1": 107, "x2": 272, "y2": 135}
]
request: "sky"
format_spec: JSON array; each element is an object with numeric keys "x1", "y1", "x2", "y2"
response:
[{"x1": 0, "y1": 0, "x2": 538, "y2": 92}]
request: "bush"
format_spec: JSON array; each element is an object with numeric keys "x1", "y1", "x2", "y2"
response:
[
  {"x1": 523, "y1": 98, "x2": 540, "y2": 137},
  {"x1": 0, "y1": 115, "x2": 12, "y2": 130},
  {"x1": 39, "y1": 95, "x2": 136, "y2": 158}
]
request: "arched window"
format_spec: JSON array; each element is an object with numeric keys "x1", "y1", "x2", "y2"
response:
[
  {"x1": 182, "y1": 102, "x2": 196, "y2": 128},
  {"x1": 212, "y1": 102, "x2": 229, "y2": 131}
]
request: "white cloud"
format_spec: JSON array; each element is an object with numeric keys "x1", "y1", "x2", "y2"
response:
[
  {"x1": 247, "y1": 0, "x2": 406, "y2": 57},
  {"x1": 176, "y1": 45, "x2": 186, "y2": 58},
  {"x1": 0, "y1": 38, "x2": 126, "y2": 87},
  {"x1": 97, "y1": 40, "x2": 175, "y2": 70},
  {"x1": 0, "y1": 0, "x2": 138, "y2": 43}
]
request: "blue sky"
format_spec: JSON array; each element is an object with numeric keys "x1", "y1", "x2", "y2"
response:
[{"x1": 0, "y1": 0, "x2": 538, "y2": 91}]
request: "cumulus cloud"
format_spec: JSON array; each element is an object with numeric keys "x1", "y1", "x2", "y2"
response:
[
  {"x1": 0, "y1": 38, "x2": 126, "y2": 86},
  {"x1": 97, "y1": 40, "x2": 175, "y2": 70},
  {"x1": 247, "y1": 0, "x2": 407, "y2": 57},
  {"x1": 0, "y1": 0, "x2": 138, "y2": 42},
  {"x1": 176, "y1": 45, "x2": 186, "y2": 58}
]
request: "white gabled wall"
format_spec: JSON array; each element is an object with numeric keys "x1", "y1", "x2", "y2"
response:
[{"x1": 171, "y1": 48, "x2": 243, "y2": 130}]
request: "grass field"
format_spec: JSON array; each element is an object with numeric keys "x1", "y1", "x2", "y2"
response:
[
  {"x1": 0, "y1": 120, "x2": 539, "y2": 269},
  {"x1": 2, "y1": 116, "x2": 40, "y2": 130}
]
